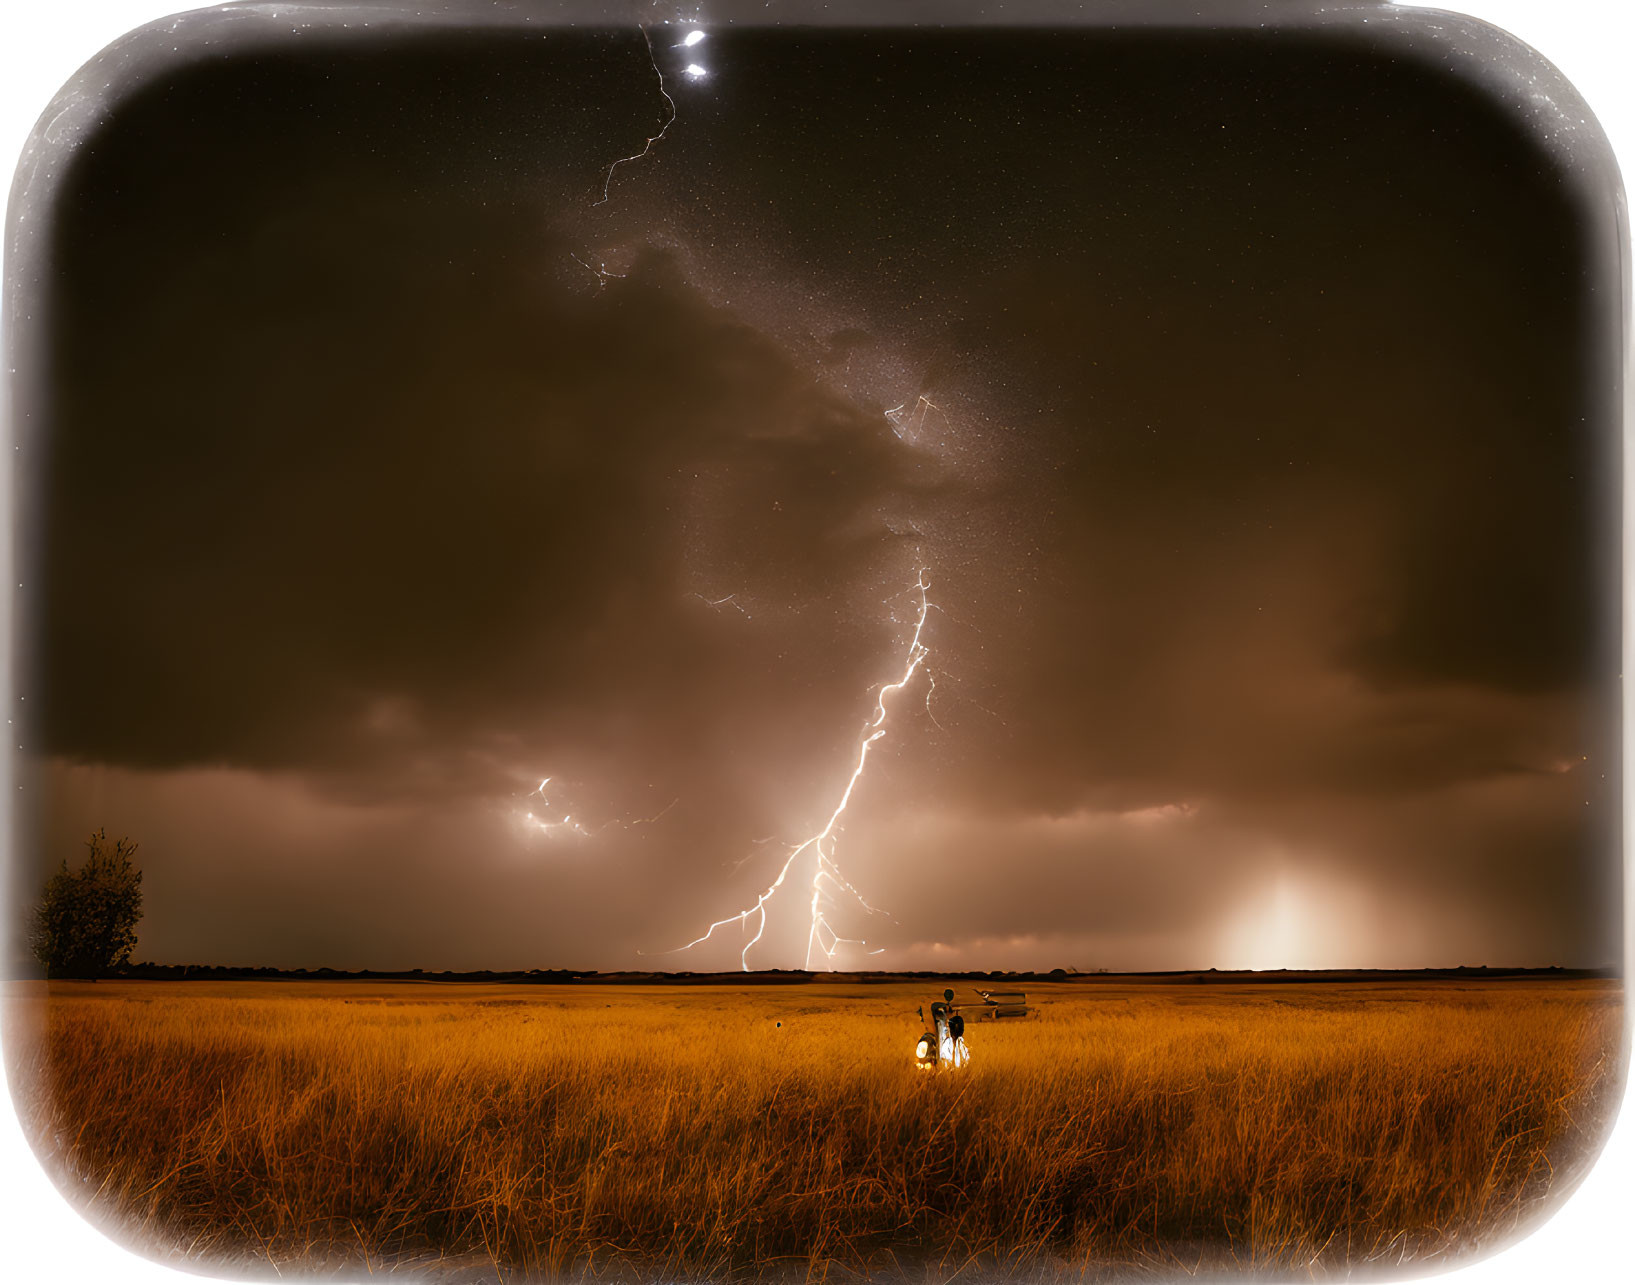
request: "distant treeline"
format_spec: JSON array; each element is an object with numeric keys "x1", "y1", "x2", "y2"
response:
[{"x1": 35, "y1": 962, "x2": 1617, "y2": 985}]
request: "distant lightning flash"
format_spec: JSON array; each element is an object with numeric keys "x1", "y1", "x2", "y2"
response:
[
  {"x1": 574, "y1": 26, "x2": 701, "y2": 285},
  {"x1": 523, "y1": 810, "x2": 589, "y2": 839},
  {"x1": 689, "y1": 591, "x2": 752, "y2": 618},
  {"x1": 595, "y1": 27, "x2": 678, "y2": 207},
  {"x1": 521, "y1": 776, "x2": 677, "y2": 841},
  {"x1": 570, "y1": 253, "x2": 627, "y2": 289},
  {"x1": 885, "y1": 395, "x2": 950, "y2": 446},
  {"x1": 664, "y1": 570, "x2": 933, "y2": 971}
]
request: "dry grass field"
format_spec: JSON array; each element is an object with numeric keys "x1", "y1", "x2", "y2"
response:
[{"x1": 3, "y1": 977, "x2": 1623, "y2": 1281}]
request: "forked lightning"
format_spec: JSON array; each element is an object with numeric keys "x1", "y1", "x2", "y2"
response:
[
  {"x1": 595, "y1": 27, "x2": 679, "y2": 206},
  {"x1": 666, "y1": 570, "x2": 933, "y2": 970}
]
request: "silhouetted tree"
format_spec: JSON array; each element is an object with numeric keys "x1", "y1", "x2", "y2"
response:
[{"x1": 30, "y1": 830, "x2": 144, "y2": 979}]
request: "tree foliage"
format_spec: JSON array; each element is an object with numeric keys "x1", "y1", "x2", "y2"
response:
[{"x1": 31, "y1": 830, "x2": 144, "y2": 979}]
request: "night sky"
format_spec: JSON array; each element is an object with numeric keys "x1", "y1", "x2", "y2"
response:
[{"x1": 14, "y1": 14, "x2": 1621, "y2": 971}]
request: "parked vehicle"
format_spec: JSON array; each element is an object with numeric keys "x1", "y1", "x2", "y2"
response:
[{"x1": 974, "y1": 989, "x2": 1033, "y2": 1020}]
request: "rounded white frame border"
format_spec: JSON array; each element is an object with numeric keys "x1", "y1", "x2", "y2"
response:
[{"x1": 0, "y1": 4, "x2": 1627, "y2": 1284}]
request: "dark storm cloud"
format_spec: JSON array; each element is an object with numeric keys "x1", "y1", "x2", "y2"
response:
[
  {"x1": 846, "y1": 758, "x2": 1603, "y2": 970},
  {"x1": 36, "y1": 761, "x2": 687, "y2": 971},
  {"x1": 35, "y1": 190, "x2": 942, "y2": 807},
  {"x1": 697, "y1": 30, "x2": 1613, "y2": 828},
  {"x1": 962, "y1": 236, "x2": 1598, "y2": 699},
  {"x1": 15, "y1": 19, "x2": 1620, "y2": 969}
]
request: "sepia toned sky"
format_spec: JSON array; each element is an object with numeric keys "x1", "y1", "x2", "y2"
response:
[{"x1": 13, "y1": 15, "x2": 1621, "y2": 971}]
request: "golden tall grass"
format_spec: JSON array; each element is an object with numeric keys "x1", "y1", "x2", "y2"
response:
[{"x1": 4, "y1": 979, "x2": 1623, "y2": 1280}]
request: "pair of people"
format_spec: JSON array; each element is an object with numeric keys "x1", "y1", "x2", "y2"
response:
[{"x1": 916, "y1": 989, "x2": 971, "y2": 1069}]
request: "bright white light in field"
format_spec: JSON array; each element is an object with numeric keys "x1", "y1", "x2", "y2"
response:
[
  {"x1": 685, "y1": 64, "x2": 707, "y2": 79},
  {"x1": 684, "y1": 30, "x2": 706, "y2": 47}
]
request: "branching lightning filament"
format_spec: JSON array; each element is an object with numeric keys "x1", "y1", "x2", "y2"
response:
[
  {"x1": 664, "y1": 570, "x2": 933, "y2": 970},
  {"x1": 521, "y1": 775, "x2": 677, "y2": 839},
  {"x1": 595, "y1": 27, "x2": 678, "y2": 207},
  {"x1": 571, "y1": 253, "x2": 627, "y2": 289},
  {"x1": 885, "y1": 395, "x2": 949, "y2": 445}
]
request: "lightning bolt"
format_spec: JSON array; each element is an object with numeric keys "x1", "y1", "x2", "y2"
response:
[
  {"x1": 661, "y1": 569, "x2": 933, "y2": 971},
  {"x1": 575, "y1": 26, "x2": 936, "y2": 967},
  {"x1": 522, "y1": 810, "x2": 589, "y2": 839},
  {"x1": 689, "y1": 591, "x2": 752, "y2": 618},
  {"x1": 885, "y1": 395, "x2": 949, "y2": 445},
  {"x1": 572, "y1": 26, "x2": 705, "y2": 288},
  {"x1": 622, "y1": 798, "x2": 680, "y2": 829},
  {"x1": 520, "y1": 777, "x2": 677, "y2": 841},
  {"x1": 595, "y1": 26, "x2": 678, "y2": 207},
  {"x1": 570, "y1": 253, "x2": 628, "y2": 289}
]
